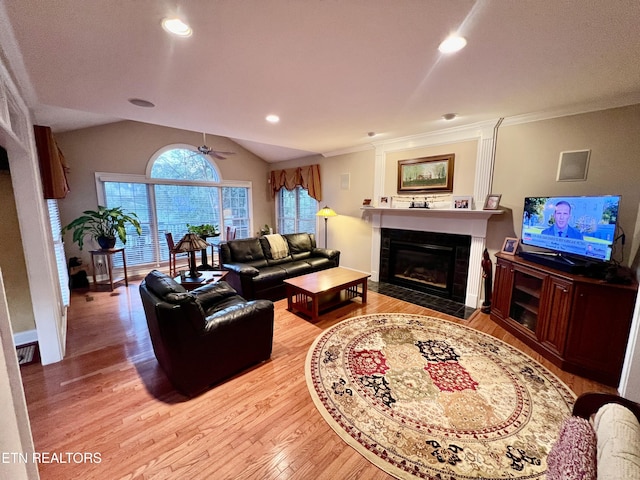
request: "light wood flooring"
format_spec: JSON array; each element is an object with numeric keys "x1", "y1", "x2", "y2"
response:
[{"x1": 20, "y1": 279, "x2": 616, "y2": 479}]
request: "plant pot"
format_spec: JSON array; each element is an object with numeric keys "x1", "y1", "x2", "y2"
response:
[{"x1": 97, "y1": 236, "x2": 117, "y2": 250}]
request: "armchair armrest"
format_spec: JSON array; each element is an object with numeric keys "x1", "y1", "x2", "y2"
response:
[
  {"x1": 221, "y1": 262, "x2": 260, "y2": 277},
  {"x1": 573, "y1": 392, "x2": 640, "y2": 423}
]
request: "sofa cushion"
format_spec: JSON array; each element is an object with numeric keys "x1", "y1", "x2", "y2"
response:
[
  {"x1": 284, "y1": 233, "x2": 314, "y2": 260},
  {"x1": 144, "y1": 269, "x2": 187, "y2": 299},
  {"x1": 280, "y1": 260, "x2": 313, "y2": 277},
  {"x1": 593, "y1": 402, "x2": 640, "y2": 480},
  {"x1": 546, "y1": 416, "x2": 596, "y2": 480},
  {"x1": 228, "y1": 238, "x2": 267, "y2": 266},
  {"x1": 252, "y1": 266, "x2": 288, "y2": 288}
]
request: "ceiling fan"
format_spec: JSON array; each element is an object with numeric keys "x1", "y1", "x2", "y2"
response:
[{"x1": 193, "y1": 132, "x2": 235, "y2": 160}]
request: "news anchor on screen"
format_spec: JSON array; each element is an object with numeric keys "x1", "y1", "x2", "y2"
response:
[{"x1": 541, "y1": 201, "x2": 583, "y2": 239}]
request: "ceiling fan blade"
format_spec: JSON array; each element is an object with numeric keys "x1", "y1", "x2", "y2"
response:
[{"x1": 211, "y1": 152, "x2": 227, "y2": 160}]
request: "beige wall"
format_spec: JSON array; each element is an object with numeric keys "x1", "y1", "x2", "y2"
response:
[
  {"x1": 55, "y1": 121, "x2": 273, "y2": 266},
  {"x1": 385, "y1": 140, "x2": 478, "y2": 201},
  {"x1": 490, "y1": 104, "x2": 640, "y2": 267},
  {"x1": 0, "y1": 173, "x2": 35, "y2": 333}
]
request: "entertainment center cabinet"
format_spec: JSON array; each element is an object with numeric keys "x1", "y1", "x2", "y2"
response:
[{"x1": 491, "y1": 252, "x2": 638, "y2": 386}]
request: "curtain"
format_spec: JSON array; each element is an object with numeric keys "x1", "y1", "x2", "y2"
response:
[{"x1": 269, "y1": 164, "x2": 322, "y2": 201}]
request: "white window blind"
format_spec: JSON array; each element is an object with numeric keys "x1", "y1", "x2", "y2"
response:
[
  {"x1": 47, "y1": 199, "x2": 70, "y2": 307},
  {"x1": 277, "y1": 186, "x2": 318, "y2": 234}
]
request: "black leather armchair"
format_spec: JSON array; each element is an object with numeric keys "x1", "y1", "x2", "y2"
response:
[{"x1": 139, "y1": 270, "x2": 274, "y2": 397}]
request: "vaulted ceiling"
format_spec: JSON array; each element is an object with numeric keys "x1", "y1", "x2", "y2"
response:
[{"x1": 1, "y1": 1, "x2": 639, "y2": 161}]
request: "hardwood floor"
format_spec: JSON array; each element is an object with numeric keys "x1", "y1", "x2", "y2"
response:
[{"x1": 20, "y1": 279, "x2": 616, "y2": 479}]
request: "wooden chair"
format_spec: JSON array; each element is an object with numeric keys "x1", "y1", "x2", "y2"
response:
[{"x1": 165, "y1": 232, "x2": 189, "y2": 277}]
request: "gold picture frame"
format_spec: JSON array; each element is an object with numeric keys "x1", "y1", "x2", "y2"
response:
[
  {"x1": 501, "y1": 237, "x2": 519, "y2": 255},
  {"x1": 397, "y1": 154, "x2": 455, "y2": 193}
]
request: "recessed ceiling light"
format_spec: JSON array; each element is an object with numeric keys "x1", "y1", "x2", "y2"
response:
[
  {"x1": 128, "y1": 98, "x2": 155, "y2": 108},
  {"x1": 266, "y1": 114, "x2": 280, "y2": 124},
  {"x1": 438, "y1": 35, "x2": 467, "y2": 54},
  {"x1": 162, "y1": 17, "x2": 192, "y2": 37},
  {"x1": 442, "y1": 113, "x2": 457, "y2": 121},
  {"x1": 367, "y1": 132, "x2": 376, "y2": 137}
]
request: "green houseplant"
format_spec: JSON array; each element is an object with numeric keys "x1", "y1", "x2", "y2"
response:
[
  {"x1": 186, "y1": 223, "x2": 220, "y2": 237},
  {"x1": 61, "y1": 205, "x2": 142, "y2": 250}
]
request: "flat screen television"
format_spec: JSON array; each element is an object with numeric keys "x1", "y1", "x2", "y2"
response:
[{"x1": 520, "y1": 195, "x2": 621, "y2": 268}]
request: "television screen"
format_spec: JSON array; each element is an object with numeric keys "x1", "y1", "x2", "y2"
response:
[{"x1": 521, "y1": 195, "x2": 620, "y2": 262}]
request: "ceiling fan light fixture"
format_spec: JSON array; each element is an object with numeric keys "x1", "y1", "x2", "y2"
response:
[
  {"x1": 162, "y1": 17, "x2": 192, "y2": 37},
  {"x1": 438, "y1": 35, "x2": 467, "y2": 54},
  {"x1": 442, "y1": 113, "x2": 457, "y2": 121}
]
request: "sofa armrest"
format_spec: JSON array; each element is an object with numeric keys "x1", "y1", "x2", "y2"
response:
[
  {"x1": 222, "y1": 262, "x2": 260, "y2": 277},
  {"x1": 573, "y1": 392, "x2": 640, "y2": 423},
  {"x1": 312, "y1": 247, "x2": 340, "y2": 261}
]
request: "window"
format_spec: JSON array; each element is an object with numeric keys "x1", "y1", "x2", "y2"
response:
[
  {"x1": 277, "y1": 186, "x2": 317, "y2": 234},
  {"x1": 47, "y1": 199, "x2": 70, "y2": 307},
  {"x1": 97, "y1": 146, "x2": 251, "y2": 269}
]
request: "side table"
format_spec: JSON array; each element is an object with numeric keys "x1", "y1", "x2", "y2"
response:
[
  {"x1": 174, "y1": 270, "x2": 227, "y2": 291},
  {"x1": 90, "y1": 248, "x2": 128, "y2": 291}
]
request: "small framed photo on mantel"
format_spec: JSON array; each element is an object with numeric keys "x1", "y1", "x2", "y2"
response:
[
  {"x1": 483, "y1": 193, "x2": 502, "y2": 210},
  {"x1": 452, "y1": 195, "x2": 472, "y2": 210}
]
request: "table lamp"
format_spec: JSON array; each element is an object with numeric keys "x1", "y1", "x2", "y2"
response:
[
  {"x1": 316, "y1": 206, "x2": 337, "y2": 248},
  {"x1": 174, "y1": 233, "x2": 210, "y2": 278}
]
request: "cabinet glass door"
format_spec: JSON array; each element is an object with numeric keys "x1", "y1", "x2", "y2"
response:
[{"x1": 509, "y1": 270, "x2": 543, "y2": 333}]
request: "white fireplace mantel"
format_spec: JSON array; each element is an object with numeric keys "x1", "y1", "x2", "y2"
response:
[{"x1": 362, "y1": 207, "x2": 503, "y2": 308}]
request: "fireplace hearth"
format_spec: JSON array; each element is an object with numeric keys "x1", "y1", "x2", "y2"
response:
[{"x1": 380, "y1": 229, "x2": 471, "y2": 303}]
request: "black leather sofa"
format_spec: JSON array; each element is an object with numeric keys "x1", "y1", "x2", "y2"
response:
[
  {"x1": 219, "y1": 232, "x2": 340, "y2": 300},
  {"x1": 139, "y1": 270, "x2": 274, "y2": 397}
]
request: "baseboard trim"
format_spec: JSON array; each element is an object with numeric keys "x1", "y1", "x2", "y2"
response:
[{"x1": 14, "y1": 329, "x2": 37, "y2": 346}]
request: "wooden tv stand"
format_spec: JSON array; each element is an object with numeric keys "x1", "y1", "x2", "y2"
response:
[{"x1": 490, "y1": 252, "x2": 638, "y2": 387}]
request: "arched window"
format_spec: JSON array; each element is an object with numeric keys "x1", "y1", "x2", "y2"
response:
[
  {"x1": 150, "y1": 147, "x2": 220, "y2": 181},
  {"x1": 96, "y1": 145, "x2": 251, "y2": 270}
]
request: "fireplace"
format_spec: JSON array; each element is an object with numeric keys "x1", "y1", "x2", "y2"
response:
[{"x1": 380, "y1": 229, "x2": 471, "y2": 303}]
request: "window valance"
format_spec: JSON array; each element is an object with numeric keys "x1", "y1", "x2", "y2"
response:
[{"x1": 269, "y1": 164, "x2": 322, "y2": 202}]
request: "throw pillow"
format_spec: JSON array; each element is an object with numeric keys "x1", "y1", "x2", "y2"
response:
[{"x1": 546, "y1": 416, "x2": 597, "y2": 480}]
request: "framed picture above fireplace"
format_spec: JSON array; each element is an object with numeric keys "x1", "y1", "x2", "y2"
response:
[{"x1": 397, "y1": 154, "x2": 455, "y2": 193}]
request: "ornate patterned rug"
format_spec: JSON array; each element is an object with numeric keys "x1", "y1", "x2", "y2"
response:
[{"x1": 305, "y1": 313, "x2": 576, "y2": 479}]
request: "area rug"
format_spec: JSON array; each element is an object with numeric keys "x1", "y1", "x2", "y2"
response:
[{"x1": 305, "y1": 313, "x2": 576, "y2": 479}]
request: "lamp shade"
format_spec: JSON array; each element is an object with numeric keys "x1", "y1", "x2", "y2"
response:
[
  {"x1": 316, "y1": 206, "x2": 337, "y2": 218},
  {"x1": 174, "y1": 233, "x2": 210, "y2": 252}
]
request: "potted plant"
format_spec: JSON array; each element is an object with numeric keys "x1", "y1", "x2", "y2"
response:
[
  {"x1": 61, "y1": 205, "x2": 142, "y2": 250},
  {"x1": 186, "y1": 223, "x2": 220, "y2": 237}
]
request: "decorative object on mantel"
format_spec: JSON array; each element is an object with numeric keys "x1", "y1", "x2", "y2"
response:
[
  {"x1": 362, "y1": 198, "x2": 372, "y2": 206},
  {"x1": 316, "y1": 206, "x2": 337, "y2": 248},
  {"x1": 379, "y1": 196, "x2": 390, "y2": 208},
  {"x1": 481, "y1": 248, "x2": 492, "y2": 313},
  {"x1": 452, "y1": 195, "x2": 473, "y2": 209},
  {"x1": 306, "y1": 313, "x2": 574, "y2": 480},
  {"x1": 397, "y1": 153, "x2": 455, "y2": 193},
  {"x1": 483, "y1": 193, "x2": 502, "y2": 210}
]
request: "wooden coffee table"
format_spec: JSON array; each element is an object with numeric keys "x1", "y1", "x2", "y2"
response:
[
  {"x1": 284, "y1": 267, "x2": 371, "y2": 321},
  {"x1": 174, "y1": 270, "x2": 227, "y2": 291}
]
